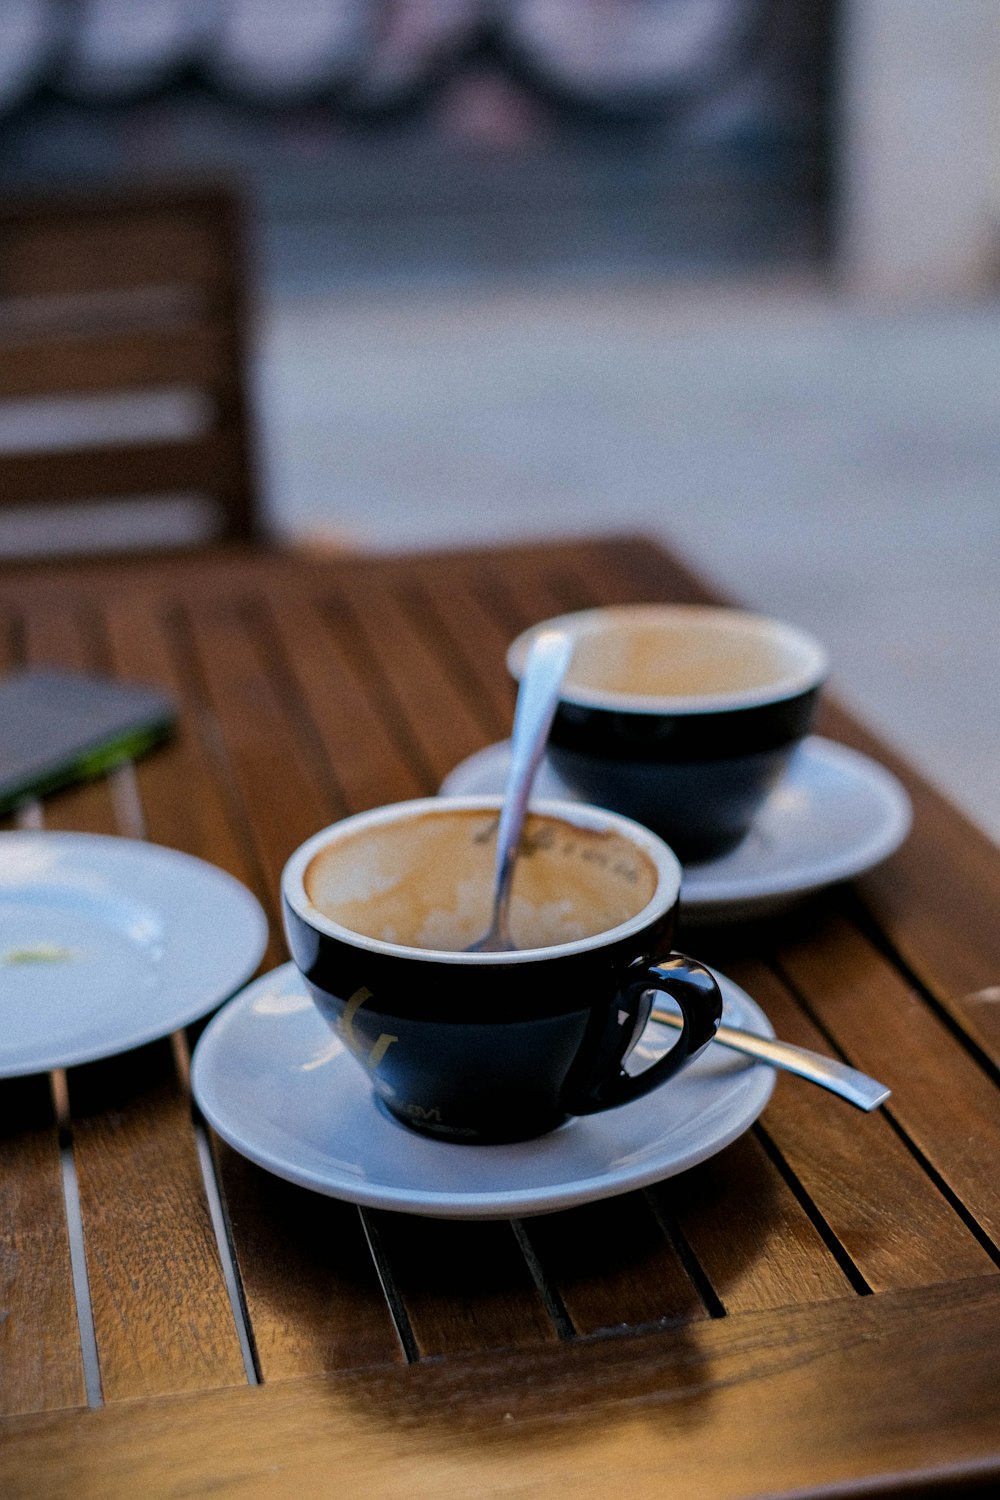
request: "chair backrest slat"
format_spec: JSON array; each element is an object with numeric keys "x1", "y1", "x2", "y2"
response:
[
  {"x1": 0, "y1": 325, "x2": 226, "y2": 400},
  {"x1": 0, "y1": 183, "x2": 259, "y2": 555}
]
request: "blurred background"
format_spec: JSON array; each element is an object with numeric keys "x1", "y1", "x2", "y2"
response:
[{"x1": 1, "y1": 1, "x2": 998, "y2": 840}]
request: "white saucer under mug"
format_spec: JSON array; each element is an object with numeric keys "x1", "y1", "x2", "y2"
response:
[
  {"x1": 191, "y1": 962, "x2": 776, "y2": 1221},
  {"x1": 439, "y1": 735, "x2": 912, "y2": 923}
]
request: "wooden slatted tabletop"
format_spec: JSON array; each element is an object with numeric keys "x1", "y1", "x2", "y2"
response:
[{"x1": 1, "y1": 535, "x2": 999, "y2": 1498}]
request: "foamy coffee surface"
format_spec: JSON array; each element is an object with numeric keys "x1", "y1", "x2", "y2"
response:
[
  {"x1": 566, "y1": 617, "x2": 798, "y2": 700},
  {"x1": 303, "y1": 809, "x2": 658, "y2": 952}
]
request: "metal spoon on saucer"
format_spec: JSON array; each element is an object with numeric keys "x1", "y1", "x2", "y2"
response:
[
  {"x1": 467, "y1": 628, "x2": 574, "y2": 953},
  {"x1": 650, "y1": 1006, "x2": 890, "y2": 1110}
]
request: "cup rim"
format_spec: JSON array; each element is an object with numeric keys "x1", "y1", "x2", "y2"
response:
[
  {"x1": 281, "y1": 795, "x2": 682, "y2": 966},
  {"x1": 507, "y1": 604, "x2": 828, "y2": 715}
]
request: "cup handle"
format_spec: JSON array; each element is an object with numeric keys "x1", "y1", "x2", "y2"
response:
[{"x1": 563, "y1": 954, "x2": 723, "y2": 1115}]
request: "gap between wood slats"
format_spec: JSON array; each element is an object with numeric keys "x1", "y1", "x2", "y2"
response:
[
  {"x1": 443, "y1": 557, "x2": 570, "y2": 647},
  {"x1": 875, "y1": 1110, "x2": 1000, "y2": 1273},
  {"x1": 509, "y1": 1220, "x2": 576, "y2": 1338},
  {"x1": 171, "y1": 1036, "x2": 259, "y2": 1386},
  {"x1": 644, "y1": 1192, "x2": 727, "y2": 1320},
  {"x1": 339, "y1": 570, "x2": 494, "y2": 787},
  {"x1": 750, "y1": 1124, "x2": 873, "y2": 1296},
  {"x1": 48, "y1": 1070, "x2": 103, "y2": 1408},
  {"x1": 357, "y1": 1211, "x2": 420, "y2": 1364}
]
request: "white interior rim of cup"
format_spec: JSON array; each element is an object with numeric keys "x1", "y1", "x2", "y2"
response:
[
  {"x1": 281, "y1": 796, "x2": 682, "y2": 965},
  {"x1": 507, "y1": 604, "x2": 829, "y2": 714}
]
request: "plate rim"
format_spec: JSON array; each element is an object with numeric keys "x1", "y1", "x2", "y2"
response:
[
  {"x1": 0, "y1": 830, "x2": 268, "y2": 1077},
  {"x1": 191, "y1": 962, "x2": 776, "y2": 1220}
]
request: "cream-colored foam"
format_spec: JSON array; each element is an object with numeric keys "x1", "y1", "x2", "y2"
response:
[
  {"x1": 303, "y1": 808, "x2": 659, "y2": 952},
  {"x1": 566, "y1": 616, "x2": 800, "y2": 699}
]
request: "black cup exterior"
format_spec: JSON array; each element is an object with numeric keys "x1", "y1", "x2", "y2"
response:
[
  {"x1": 546, "y1": 683, "x2": 821, "y2": 861},
  {"x1": 282, "y1": 891, "x2": 680, "y2": 1143}
]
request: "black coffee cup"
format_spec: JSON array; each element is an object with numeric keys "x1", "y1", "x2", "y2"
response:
[
  {"x1": 281, "y1": 796, "x2": 722, "y2": 1143},
  {"x1": 508, "y1": 605, "x2": 828, "y2": 862}
]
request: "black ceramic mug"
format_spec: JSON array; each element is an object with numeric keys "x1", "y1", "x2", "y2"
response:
[
  {"x1": 508, "y1": 605, "x2": 828, "y2": 862},
  {"x1": 281, "y1": 796, "x2": 722, "y2": 1143}
]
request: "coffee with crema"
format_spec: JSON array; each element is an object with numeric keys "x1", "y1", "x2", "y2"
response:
[
  {"x1": 566, "y1": 621, "x2": 795, "y2": 699},
  {"x1": 303, "y1": 806, "x2": 658, "y2": 953},
  {"x1": 548, "y1": 606, "x2": 825, "y2": 705}
]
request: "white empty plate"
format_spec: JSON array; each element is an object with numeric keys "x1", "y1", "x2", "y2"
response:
[{"x1": 0, "y1": 832, "x2": 268, "y2": 1076}]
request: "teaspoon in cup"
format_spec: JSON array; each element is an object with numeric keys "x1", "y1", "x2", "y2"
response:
[
  {"x1": 467, "y1": 628, "x2": 574, "y2": 953},
  {"x1": 650, "y1": 1006, "x2": 890, "y2": 1110}
]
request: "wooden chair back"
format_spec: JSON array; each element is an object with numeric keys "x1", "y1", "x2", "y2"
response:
[{"x1": 0, "y1": 181, "x2": 260, "y2": 558}]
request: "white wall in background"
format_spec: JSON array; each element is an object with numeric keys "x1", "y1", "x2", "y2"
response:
[{"x1": 837, "y1": 0, "x2": 1000, "y2": 297}]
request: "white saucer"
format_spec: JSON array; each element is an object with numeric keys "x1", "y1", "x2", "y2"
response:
[
  {"x1": 191, "y1": 962, "x2": 776, "y2": 1220},
  {"x1": 0, "y1": 832, "x2": 268, "y2": 1077},
  {"x1": 439, "y1": 735, "x2": 912, "y2": 924}
]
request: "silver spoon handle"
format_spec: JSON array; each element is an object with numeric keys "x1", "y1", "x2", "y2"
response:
[
  {"x1": 650, "y1": 1007, "x2": 891, "y2": 1111},
  {"x1": 491, "y1": 629, "x2": 574, "y2": 927}
]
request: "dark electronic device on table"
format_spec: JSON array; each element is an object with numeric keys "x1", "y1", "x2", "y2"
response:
[{"x1": 0, "y1": 668, "x2": 176, "y2": 815}]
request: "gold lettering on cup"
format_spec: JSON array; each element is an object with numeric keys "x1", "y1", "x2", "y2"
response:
[
  {"x1": 368, "y1": 1032, "x2": 399, "y2": 1068},
  {"x1": 341, "y1": 985, "x2": 398, "y2": 1069}
]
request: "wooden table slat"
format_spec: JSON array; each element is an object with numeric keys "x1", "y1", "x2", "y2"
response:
[
  {"x1": 0, "y1": 1077, "x2": 86, "y2": 1417},
  {"x1": 65, "y1": 1043, "x2": 248, "y2": 1402}
]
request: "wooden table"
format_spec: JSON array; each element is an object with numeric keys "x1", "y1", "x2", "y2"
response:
[{"x1": 2, "y1": 535, "x2": 999, "y2": 1498}]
